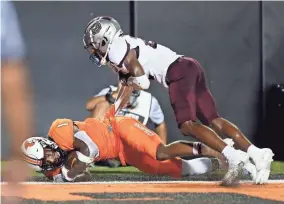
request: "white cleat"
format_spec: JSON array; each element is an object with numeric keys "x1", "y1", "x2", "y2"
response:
[
  {"x1": 221, "y1": 150, "x2": 249, "y2": 186},
  {"x1": 221, "y1": 161, "x2": 244, "y2": 186},
  {"x1": 223, "y1": 138, "x2": 235, "y2": 147},
  {"x1": 243, "y1": 161, "x2": 257, "y2": 181},
  {"x1": 251, "y1": 148, "x2": 274, "y2": 184},
  {"x1": 222, "y1": 138, "x2": 257, "y2": 181}
]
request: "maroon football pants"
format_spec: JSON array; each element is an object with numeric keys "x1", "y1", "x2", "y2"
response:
[{"x1": 166, "y1": 57, "x2": 220, "y2": 128}]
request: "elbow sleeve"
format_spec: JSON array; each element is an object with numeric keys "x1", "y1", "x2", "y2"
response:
[{"x1": 132, "y1": 75, "x2": 150, "y2": 90}]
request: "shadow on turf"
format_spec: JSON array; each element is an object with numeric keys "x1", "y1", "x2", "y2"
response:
[{"x1": 3, "y1": 193, "x2": 283, "y2": 204}]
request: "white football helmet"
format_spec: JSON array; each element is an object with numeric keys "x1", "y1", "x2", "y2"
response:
[
  {"x1": 83, "y1": 16, "x2": 123, "y2": 67},
  {"x1": 21, "y1": 137, "x2": 66, "y2": 172}
]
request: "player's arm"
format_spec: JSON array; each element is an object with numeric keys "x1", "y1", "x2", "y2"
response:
[
  {"x1": 86, "y1": 87, "x2": 118, "y2": 111},
  {"x1": 1, "y1": 1, "x2": 34, "y2": 159},
  {"x1": 86, "y1": 92, "x2": 117, "y2": 111},
  {"x1": 91, "y1": 101, "x2": 111, "y2": 120},
  {"x1": 150, "y1": 96, "x2": 167, "y2": 144},
  {"x1": 123, "y1": 49, "x2": 150, "y2": 90},
  {"x1": 154, "y1": 122, "x2": 167, "y2": 144},
  {"x1": 86, "y1": 95, "x2": 108, "y2": 111},
  {"x1": 114, "y1": 85, "x2": 134, "y2": 114},
  {"x1": 108, "y1": 39, "x2": 150, "y2": 90},
  {"x1": 61, "y1": 137, "x2": 93, "y2": 182}
]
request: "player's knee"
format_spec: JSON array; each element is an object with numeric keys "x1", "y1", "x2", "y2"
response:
[
  {"x1": 156, "y1": 144, "x2": 170, "y2": 161},
  {"x1": 179, "y1": 120, "x2": 195, "y2": 136},
  {"x1": 211, "y1": 117, "x2": 225, "y2": 130}
]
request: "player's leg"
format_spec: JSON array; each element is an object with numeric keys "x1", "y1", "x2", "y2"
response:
[
  {"x1": 123, "y1": 146, "x2": 219, "y2": 178},
  {"x1": 166, "y1": 57, "x2": 250, "y2": 185},
  {"x1": 195, "y1": 66, "x2": 274, "y2": 184},
  {"x1": 211, "y1": 118, "x2": 274, "y2": 177},
  {"x1": 117, "y1": 118, "x2": 259, "y2": 181},
  {"x1": 167, "y1": 58, "x2": 235, "y2": 153},
  {"x1": 156, "y1": 140, "x2": 229, "y2": 170},
  {"x1": 116, "y1": 118, "x2": 163, "y2": 159},
  {"x1": 117, "y1": 117, "x2": 227, "y2": 168},
  {"x1": 194, "y1": 72, "x2": 260, "y2": 154},
  {"x1": 117, "y1": 117, "x2": 209, "y2": 161}
]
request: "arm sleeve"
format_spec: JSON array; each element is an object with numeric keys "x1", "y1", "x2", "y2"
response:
[
  {"x1": 95, "y1": 88, "x2": 111, "y2": 97},
  {"x1": 94, "y1": 86, "x2": 118, "y2": 97},
  {"x1": 108, "y1": 38, "x2": 130, "y2": 67},
  {"x1": 1, "y1": 1, "x2": 26, "y2": 60},
  {"x1": 149, "y1": 96, "x2": 165, "y2": 125}
]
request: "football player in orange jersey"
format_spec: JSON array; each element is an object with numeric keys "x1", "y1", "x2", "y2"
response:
[{"x1": 21, "y1": 102, "x2": 256, "y2": 184}]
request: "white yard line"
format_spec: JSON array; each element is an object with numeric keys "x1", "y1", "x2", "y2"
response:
[{"x1": 1, "y1": 180, "x2": 284, "y2": 185}]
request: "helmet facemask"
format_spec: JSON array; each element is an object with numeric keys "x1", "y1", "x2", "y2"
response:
[
  {"x1": 22, "y1": 137, "x2": 66, "y2": 172},
  {"x1": 41, "y1": 145, "x2": 66, "y2": 172},
  {"x1": 83, "y1": 17, "x2": 123, "y2": 67},
  {"x1": 83, "y1": 31, "x2": 105, "y2": 67}
]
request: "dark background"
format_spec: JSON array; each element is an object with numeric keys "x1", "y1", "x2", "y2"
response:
[{"x1": 1, "y1": 1, "x2": 284, "y2": 160}]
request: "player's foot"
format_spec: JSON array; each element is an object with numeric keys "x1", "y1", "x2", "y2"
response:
[
  {"x1": 249, "y1": 148, "x2": 274, "y2": 184},
  {"x1": 221, "y1": 147, "x2": 250, "y2": 186},
  {"x1": 243, "y1": 161, "x2": 257, "y2": 181},
  {"x1": 222, "y1": 138, "x2": 257, "y2": 180}
]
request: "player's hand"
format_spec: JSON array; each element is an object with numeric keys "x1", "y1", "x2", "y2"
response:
[
  {"x1": 127, "y1": 76, "x2": 143, "y2": 90},
  {"x1": 118, "y1": 71, "x2": 131, "y2": 86},
  {"x1": 120, "y1": 79, "x2": 128, "y2": 86}
]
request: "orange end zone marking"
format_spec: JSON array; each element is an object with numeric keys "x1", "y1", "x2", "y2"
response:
[{"x1": 1, "y1": 183, "x2": 284, "y2": 201}]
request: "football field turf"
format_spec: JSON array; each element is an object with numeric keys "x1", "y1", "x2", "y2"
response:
[{"x1": 1, "y1": 161, "x2": 284, "y2": 203}]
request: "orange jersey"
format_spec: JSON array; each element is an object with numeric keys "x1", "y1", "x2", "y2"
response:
[
  {"x1": 47, "y1": 118, "x2": 75, "y2": 151},
  {"x1": 48, "y1": 105, "x2": 161, "y2": 166},
  {"x1": 76, "y1": 118, "x2": 121, "y2": 161},
  {"x1": 47, "y1": 115, "x2": 121, "y2": 162},
  {"x1": 47, "y1": 105, "x2": 183, "y2": 179}
]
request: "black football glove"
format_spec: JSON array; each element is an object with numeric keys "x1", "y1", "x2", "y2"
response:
[
  {"x1": 105, "y1": 87, "x2": 116, "y2": 104},
  {"x1": 118, "y1": 71, "x2": 131, "y2": 86}
]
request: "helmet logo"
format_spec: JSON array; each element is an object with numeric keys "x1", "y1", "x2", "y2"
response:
[
  {"x1": 24, "y1": 141, "x2": 35, "y2": 150},
  {"x1": 91, "y1": 22, "x2": 102, "y2": 35}
]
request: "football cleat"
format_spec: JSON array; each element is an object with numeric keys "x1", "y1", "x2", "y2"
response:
[
  {"x1": 251, "y1": 148, "x2": 274, "y2": 184},
  {"x1": 222, "y1": 138, "x2": 257, "y2": 181},
  {"x1": 221, "y1": 150, "x2": 250, "y2": 186}
]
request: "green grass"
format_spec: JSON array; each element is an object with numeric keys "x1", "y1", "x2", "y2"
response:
[
  {"x1": 271, "y1": 161, "x2": 284, "y2": 174},
  {"x1": 89, "y1": 161, "x2": 284, "y2": 175},
  {"x1": 89, "y1": 165, "x2": 141, "y2": 174},
  {"x1": 2, "y1": 161, "x2": 284, "y2": 177}
]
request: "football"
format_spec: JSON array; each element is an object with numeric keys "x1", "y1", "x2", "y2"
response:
[
  {"x1": 64, "y1": 150, "x2": 92, "y2": 182},
  {"x1": 64, "y1": 151, "x2": 78, "y2": 170}
]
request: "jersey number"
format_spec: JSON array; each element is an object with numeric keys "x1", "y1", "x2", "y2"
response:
[
  {"x1": 130, "y1": 36, "x2": 157, "y2": 49},
  {"x1": 143, "y1": 40, "x2": 157, "y2": 49},
  {"x1": 57, "y1": 122, "x2": 69, "y2": 128}
]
